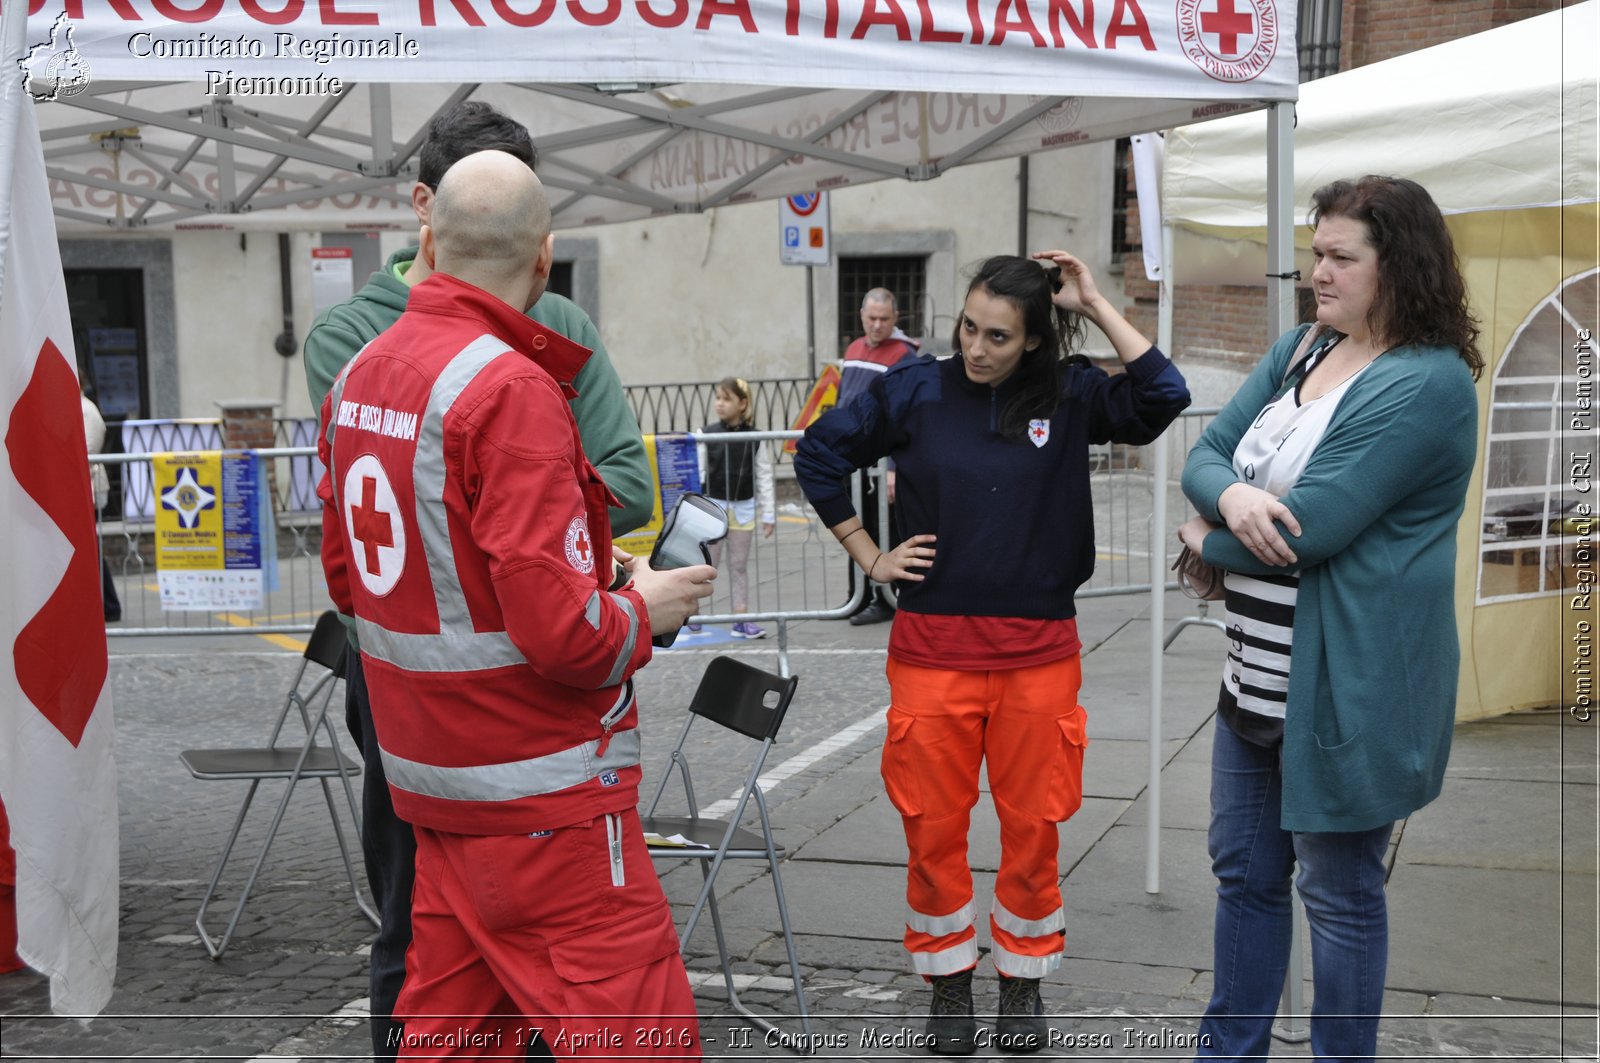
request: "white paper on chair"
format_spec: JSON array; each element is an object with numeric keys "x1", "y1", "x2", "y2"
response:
[{"x1": 644, "y1": 832, "x2": 712, "y2": 848}]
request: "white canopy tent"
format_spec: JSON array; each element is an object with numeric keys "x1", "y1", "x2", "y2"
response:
[
  {"x1": 1, "y1": 0, "x2": 1307, "y2": 898},
  {"x1": 1159, "y1": 2, "x2": 1598, "y2": 721},
  {"x1": 12, "y1": 1, "x2": 1306, "y2": 232},
  {"x1": 1161, "y1": 0, "x2": 1597, "y2": 281}
]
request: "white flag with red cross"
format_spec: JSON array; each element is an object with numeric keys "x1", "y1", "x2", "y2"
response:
[{"x1": 0, "y1": 97, "x2": 119, "y2": 1017}]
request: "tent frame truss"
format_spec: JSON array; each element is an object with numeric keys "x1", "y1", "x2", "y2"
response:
[{"x1": 40, "y1": 81, "x2": 1074, "y2": 229}]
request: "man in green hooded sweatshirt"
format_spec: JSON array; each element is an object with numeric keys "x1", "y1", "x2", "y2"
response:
[{"x1": 304, "y1": 101, "x2": 652, "y2": 1061}]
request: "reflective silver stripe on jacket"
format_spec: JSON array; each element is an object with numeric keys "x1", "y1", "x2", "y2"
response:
[
  {"x1": 601, "y1": 592, "x2": 639, "y2": 688},
  {"x1": 323, "y1": 339, "x2": 374, "y2": 449},
  {"x1": 381, "y1": 728, "x2": 642, "y2": 804},
  {"x1": 354, "y1": 616, "x2": 524, "y2": 673},
  {"x1": 413, "y1": 335, "x2": 515, "y2": 635}
]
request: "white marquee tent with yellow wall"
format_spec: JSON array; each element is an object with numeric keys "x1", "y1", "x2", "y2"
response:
[{"x1": 1161, "y1": 0, "x2": 1599, "y2": 719}]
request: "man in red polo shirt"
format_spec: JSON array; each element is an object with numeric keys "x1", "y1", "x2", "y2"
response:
[{"x1": 837, "y1": 288, "x2": 919, "y2": 625}]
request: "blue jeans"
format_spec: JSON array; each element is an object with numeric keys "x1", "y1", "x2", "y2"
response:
[{"x1": 1196, "y1": 713, "x2": 1393, "y2": 1062}]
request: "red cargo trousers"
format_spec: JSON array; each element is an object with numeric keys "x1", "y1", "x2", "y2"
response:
[
  {"x1": 882, "y1": 654, "x2": 1087, "y2": 979},
  {"x1": 394, "y1": 809, "x2": 701, "y2": 1060}
]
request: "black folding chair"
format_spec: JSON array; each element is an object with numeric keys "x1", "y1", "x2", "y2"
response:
[
  {"x1": 642, "y1": 655, "x2": 812, "y2": 1046},
  {"x1": 179, "y1": 610, "x2": 378, "y2": 958}
]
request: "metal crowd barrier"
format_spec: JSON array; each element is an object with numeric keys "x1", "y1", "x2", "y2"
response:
[
  {"x1": 624, "y1": 378, "x2": 813, "y2": 438},
  {"x1": 94, "y1": 446, "x2": 328, "y2": 638},
  {"x1": 91, "y1": 409, "x2": 1221, "y2": 653}
]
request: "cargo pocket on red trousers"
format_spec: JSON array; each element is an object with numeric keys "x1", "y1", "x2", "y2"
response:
[
  {"x1": 880, "y1": 709, "x2": 925, "y2": 817},
  {"x1": 548, "y1": 900, "x2": 681, "y2": 984},
  {"x1": 1036, "y1": 705, "x2": 1088, "y2": 823}
]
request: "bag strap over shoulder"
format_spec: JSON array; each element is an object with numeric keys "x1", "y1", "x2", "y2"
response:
[{"x1": 1281, "y1": 322, "x2": 1337, "y2": 387}]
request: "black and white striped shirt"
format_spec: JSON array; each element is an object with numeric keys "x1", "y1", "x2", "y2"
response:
[{"x1": 1218, "y1": 344, "x2": 1369, "y2": 745}]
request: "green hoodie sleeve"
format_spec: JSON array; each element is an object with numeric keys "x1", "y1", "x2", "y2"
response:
[
  {"x1": 305, "y1": 311, "x2": 364, "y2": 413},
  {"x1": 304, "y1": 279, "x2": 398, "y2": 413},
  {"x1": 529, "y1": 294, "x2": 653, "y2": 537},
  {"x1": 303, "y1": 294, "x2": 391, "y2": 652}
]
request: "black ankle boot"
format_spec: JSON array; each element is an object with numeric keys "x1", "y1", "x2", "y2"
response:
[
  {"x1": 925, "y1": 968, "x2": 978, "y2": 1055},
  {"x1": 994, "y1": 975, "x2": 1047, "y2": 1053}
]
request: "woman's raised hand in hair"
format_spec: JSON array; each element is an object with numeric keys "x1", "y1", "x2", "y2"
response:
[{"x1": 1031, "y1": 249, "x2": 1103, "y2": 316}]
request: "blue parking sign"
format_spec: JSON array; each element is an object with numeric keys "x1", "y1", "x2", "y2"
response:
[{"x1": 779, "y1": 192, "x2": 829, "y2": 266}]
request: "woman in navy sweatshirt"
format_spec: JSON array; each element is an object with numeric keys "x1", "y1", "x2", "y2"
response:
[{"x1": 795, "y1": 253, "x2": 1189, "y2": 1054}]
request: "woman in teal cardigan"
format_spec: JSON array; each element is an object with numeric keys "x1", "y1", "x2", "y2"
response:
[{"x1": 1177, "y1": 176, "x2": 1481, "y2": 1061}]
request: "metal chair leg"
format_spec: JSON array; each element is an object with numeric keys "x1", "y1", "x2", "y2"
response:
[
  {"x1": 194, "y1": 779, "x2": 263, "y2": 959},
  {"x1": 317, "y1": 777, "x2": 379, "y2": 928},
  {"x1": 202, "y1": 765, "x2": 305, "y2": 959},
  {"x1": 764, "y1": 842, "x2": 812, "y2": 1033}
]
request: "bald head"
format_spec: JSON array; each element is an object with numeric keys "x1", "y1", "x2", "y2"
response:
[{"x1": 427, "y1": 149, "x2": 553, "y2": 300}]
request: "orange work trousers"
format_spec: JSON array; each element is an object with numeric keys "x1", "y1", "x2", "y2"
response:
[
  {"x1": 882, "y1": 654, "x2": 1087, "y2": 979},
  {"x1": 395, "y1": 809, "x2": 701, "y2": 1060}
]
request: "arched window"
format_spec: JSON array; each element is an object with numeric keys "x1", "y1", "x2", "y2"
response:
[{"x1": 1478, "y1": 268, "x2": 1599, "y2": 602}]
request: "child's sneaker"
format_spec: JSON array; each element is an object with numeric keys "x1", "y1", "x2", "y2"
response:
[
  {"x1": 731, "y1": 621, "x2": 766, "y2": 639},
  {"x1": 685, "y1": 623, "x2": 703, "y2": 633}
]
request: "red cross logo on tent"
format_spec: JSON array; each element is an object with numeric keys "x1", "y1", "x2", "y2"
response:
[
  {"x1": 1178, "y1": 0, "x2": 1279, "y2": 83},
  {"x1": 1028, "y1": 419, "x2": 1051, "y2": 449},
  {"x1": 564, "y1": 516, "x2": 596, "y2": 575},
  {"x1": 1202, "y1": 0, "x2": 1253, "y2": 55},
  {"x1": 342, "y1": 454, "x2": 406, "y2": 596}
]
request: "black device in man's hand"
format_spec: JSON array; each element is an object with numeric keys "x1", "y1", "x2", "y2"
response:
[{"x1": 650, "y1": 493, "x2": 728, "y2": 648}]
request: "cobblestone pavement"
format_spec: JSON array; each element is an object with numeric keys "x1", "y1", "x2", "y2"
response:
[{"x1": 4, "y1": 596, "x2": 1597, "y2": 1061}]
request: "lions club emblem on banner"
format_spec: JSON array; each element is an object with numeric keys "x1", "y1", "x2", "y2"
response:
[{"x1": 1028, "y1": 419, "x2": 1051, "y2": 448}]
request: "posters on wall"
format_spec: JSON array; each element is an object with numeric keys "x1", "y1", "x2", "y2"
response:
[
  {"x1": 311, "y1": 247, "x2": 355, "y2": 317},
  {"x1": 613, "y1": 434, "x2": 703, "y2": 561},
  {"x1": 87, "y1": 327, "x2": 141, "y2": 419},
  {"x1": 151, "y1": 452, "x2": 278, "y2": 611}
]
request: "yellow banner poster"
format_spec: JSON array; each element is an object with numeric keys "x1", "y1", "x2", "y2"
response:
[
  {"x1": 613, "y1": 434, "x2": 703, "y2": 562},
  {"x1": 151, "y1": 451, "x2": 271, "y2": 611}
]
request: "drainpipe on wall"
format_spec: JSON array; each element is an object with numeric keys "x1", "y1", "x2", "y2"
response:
[
  {"x1": 1017, "y1": 155, "x2": 1030, "y2": 257},
  {"x1": 274, "y1": 232, "x2": 299, "y2": 416}
]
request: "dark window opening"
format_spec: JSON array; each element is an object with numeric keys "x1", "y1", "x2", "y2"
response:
[
  {"x1": 67, "y1": 268, "x2": 148, "y2": 422},
  {"x1": 837, "y1": 255, "x2": 928, "y2": 353},
  {"x1": 548, "y1": 260, "x2": 575, "y2": 301},
  {"x1": 1297, "y1": 0, "x2": 1344, "y2": 81},
  {"x1": 67, "y1": 267, "x2": 148, "y2": 521},
  {"x1": 1112, "y1": 137, "x2": 1140, "y2": 263}
]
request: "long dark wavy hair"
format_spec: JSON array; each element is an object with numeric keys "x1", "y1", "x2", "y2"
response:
[
  {"x1": 1309, "y1": 176, "x2": 1483, "y2": 379},
  {"x1": 951, "y1": 256, "x2": 1088, "y2": 441}
]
